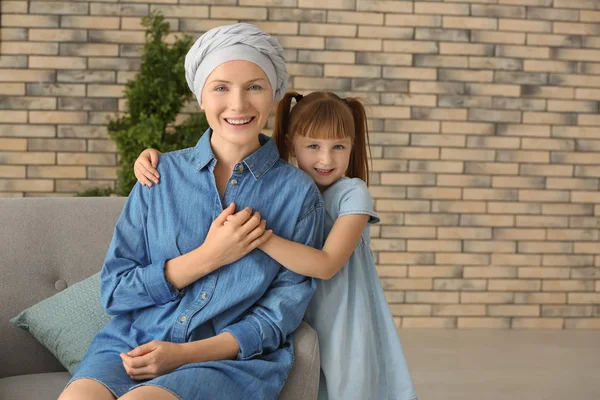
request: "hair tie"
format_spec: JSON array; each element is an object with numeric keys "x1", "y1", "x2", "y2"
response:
[{"x1": 294, "y1": 94, "x2": 303, "y2": 103}]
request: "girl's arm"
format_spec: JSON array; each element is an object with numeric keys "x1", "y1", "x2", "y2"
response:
[
  {"x1": 259, "y1": 214, "x2": 370, "y2": 280},
  {"x1": 134, "y1": 148, "x2": 162, "y2": 186}
]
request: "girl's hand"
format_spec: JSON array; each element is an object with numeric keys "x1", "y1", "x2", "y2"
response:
[
  {"x1": 200, "y1": 203, "x2": 273, "y2": 271},
  {"x1": 134, "y1": 148, "x2": 162, "y2": 187},
  {"x1": 120, "y1": 341, "x2": 183, "y2": 380}
]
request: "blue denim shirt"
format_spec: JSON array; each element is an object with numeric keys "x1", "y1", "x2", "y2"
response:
[{"x1": 87, "y1": 130, "x2": 323, "y2": 391}]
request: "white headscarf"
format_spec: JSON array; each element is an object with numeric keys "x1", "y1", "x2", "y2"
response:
[{"x1": 185, "y1": 23, "x2": 288, "y2": 105}]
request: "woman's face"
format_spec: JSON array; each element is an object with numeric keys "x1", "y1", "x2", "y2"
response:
[{"x1": 201, "y1": 60, "x2": 273, "y2": 149}]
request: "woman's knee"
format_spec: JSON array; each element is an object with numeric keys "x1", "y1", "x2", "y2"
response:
[
  {"x1": 120, "y1": 385, "x2": 179, "y2": 400},
  {"x1": 58, "y1": 378, "x2": 115, "y2": 400}
]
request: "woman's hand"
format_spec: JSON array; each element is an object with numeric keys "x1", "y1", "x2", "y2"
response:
[
  {"x1": 120, "y1": 341, "x2": 183, "y2": 380},
  {"x1": 134, "y1": 148, "x2": 162, "y2": 187},
  {"x1": 199, "y1": 203, "x2": 273, "y2": 271}
]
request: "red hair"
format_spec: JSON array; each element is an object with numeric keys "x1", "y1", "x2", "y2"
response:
[{"x1": 272, "y1": 91, "x2": 372, "y2": 185}]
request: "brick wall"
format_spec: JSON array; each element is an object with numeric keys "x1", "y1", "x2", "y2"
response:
[{"x1": 1, "y1": 0, "x2": 599, "y2": 329}]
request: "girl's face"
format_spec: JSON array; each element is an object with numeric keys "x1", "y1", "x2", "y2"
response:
[
  {"x1": 290, "y1": 135, "x2": 352, "y2": 192},
  {"x1": 201, "y1": 60, "x2": 273, "y2": 149}
]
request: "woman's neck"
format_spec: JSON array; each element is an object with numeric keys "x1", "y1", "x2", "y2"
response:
[{"x1": 210, "y1": 132, "x2": 261, "y2": 171}]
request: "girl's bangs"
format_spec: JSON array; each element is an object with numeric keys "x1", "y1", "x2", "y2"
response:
[{"x1": 294, "y1": 101, "x2": 354, "y2": 141}]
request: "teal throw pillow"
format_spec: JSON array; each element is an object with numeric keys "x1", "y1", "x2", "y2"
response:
[{"x1": 10, "y1": 272, "x2": 113, "y2": 374}]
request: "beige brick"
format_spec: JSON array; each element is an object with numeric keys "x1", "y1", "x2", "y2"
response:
[
  {"x1": 60, "y1": 16, "x2": 119, "y2": 29},
  {"x1": 324, "y1": 64, "x2": 380, "y2": 78},
  {"x1": 380, "y1": 252, "x2": 434, "y2": 265},
  {"x1": 416, "y1": 55, "x2": 468, "y2": 68},
  {"x1": 572, "y1": 192, "x2": 600, "y2": 203},
  {"x1": 1, "y1": 14, "x2": 59, "y2": 27},
  {"x1": 550, "y1": 73, "x2": 600, "y2": 88},
  {"x1": 497, "y1": 150, "x2": 549, "y2": 163},
  {"x1": 86, "y1": 85, "x2": 125, "y2": 98},
  {"x1": 441, "y1": 42, "x2": 494, "y2": 56},
  {"x1": 0, "y1": 179, "x2": 54, "y2": 192},
  {"x1": 386, "y1": 14, "x2": 441, "y2": 27},
  {"x1": 488, "y1": 202, "x2": 541, "y2": 215},
  {"x1": 28, "y1": 138, "x2": 86, "y2": 152},
  {"x1": 568, "y1": 293, "x2": 600, "y2": 304},
  {"x1": 29, "y1": 56, "x2": 87, "y2": 70},
  {"x1": 0, "y1": 124, "x2": 55, "y2": 137},
  {"x1": 518, "y1": 267, "x2": 570, "y2": 279},
  {"x1": 0, "y1": 111, "x2": 27, "y2": 123},
  {"x1": 416, "y1": 2, "x2": 470, "y2": 15},
  {"x1": 299, "y1": 23, "x2": 356, "y2": 37},
  {"x1": 407, "y1": 240, "x2": 461, "y2": 253},
  {"x1": 499, "y1": 18, "x2": 551, "y2": 32},
  {"x1": 461, "y1": 215, "x2": 514, "y2": 227},
  {"x1": 493, "y1": 228, "x2": 545, "y2": 241},
  {"x1": 2, "y1": 1, "x2": 28, "y2": 13},
  {"x1": 432, "y1": 201, "x2": 486, "y2": 216},
  {"x1": 384, "y1": 121, "x2": 440, "y2": 133},
  {"x1": 464, "y1": 266, "x2": 518, "y2": 279},
  {"x1": 298, "y1": 0, "x2": 354, "y2": 9},
  {"x1": 56, "y1": 152, "x2": 115, "y2": 166},
  {"x1": 542, "y1": 305, "x2": 593, "y2": 317},
  {"x1": 443, "y1": 16, "x2": 496, "y2": 30},
  {"x1": 498, "y1": 45, "x2": 550, "y2": 59},
  {"x1": 438, "y1": 227, "x2": 491, "y2": 240},
  {"x1": 410, "y1": 81, "x2": 464, "y2": 95},
  {"x1": 406, "y1": 291, "x2": 459, "y2": 304},
  {"x1": 543, "y1": 255, "x2": 594, "y2": 267},
  {"x1": 552, "y1": 151, "x2": 600, "y2": 165},
  {"x1": 461, "y1": 292, "x2": 513, "y2": 304},
  {"x1": 433, "y1": 304, "x2": 486, "y2": 316},
  {"x1": 467, "y1": 136, "x2": 520, "y2": 149},
  {"x1": 576, "y1": 88, "x2": 600, "y2": 101},
  {"x1": 381, "y1": 278, "x2": 432, "y2": 290},
  {"x1": 491, "y1": 254, "x2": 541, "y2": 266},
  {"x1": 524, "y1": 59, "x2": 580, "y2": 74},
  {"x1": 402, "y1": 317, "x2": 456, "y2": 329},
  {"x1": 328, "y1": 10, "x2": 383, "y2": 25},
  {"x1": 27, "y1": 166, "x2": 86, "y2": 179},
  {"x1": 0, "y1": 166, "x2": 25, "y2": 178},
  {"x1": 275, "y1": 36, "x2": 323, "y2": 50},
  {"x1": 382, "y1": 226, "x2": 437, "y2": 239},
  {"x1": 465, "y1": 162, "x2": 518, "y2": 176},
  {"x1": 409, "y1": 187, "x2": 462, "y2": 200},
  {"x1": 358, "y1": 26, "x2": 413, "y2": 40},
  {"x1": 581, "y1": 10, "x2": 600, "y2": 22},
  {"x1": 565, "y1": 319, "x2": 600, "y2": 329},
  {"x1": 435, "y1": 254, "x2": 490, "y2": 266},
  {"x1": 512, "y1": 318, "x2": 563, "y2": 329},
  {"x1": 88, "y1": 141, "x2": 116, "y2": 153},
  {"x1": 0, "y1": 139, "x2": 26, "y2": 151},
  {"x1": 516, "y1": 215, "x2": 568, "y2": 228},
  {"x1": 360, "y1": 53, "x2": 413, "y2": 66},
  {"x1": 0, "y1": 55, "x2": 27, "y2": 69},
  {"x1": 493, "y1": 97, "x2": 546, "y2": 111},
  {"x1": 380, "y1": 173, "x2": 434, "y2": 186},
  {"x1": 441, "y1": 148, "x2": 495, "y2": 161},
  {"x1": 90, "y1": 3, "x2": 149, "y2": 16},
  {"x1": 578, "y1": 114, "x2": 600, "y2": 126},
  {"x1": 384, "y1": 40, "x2": 438, "y2": 54},
  {"x1": 469, "y1": 57, "x2": 523, "y2": 71},
  {"x1": 438, "y1": 174, "x2": 490, "y2": 187},
  {"x1": 469, "y1": 109, "x2": 521, "y2": 123},
  {"x1": 548, "y1": 177, "x2": 598, "y2": 190},
  {"x1": 521, "y1": 164, "x2": 572, "y2": 178},
  {"x1": 30, "y1": 1, "x2": 88, "y2": 15},
  {"x1": 0, "y1": 28, "x2": 27, "y2": 41},
  {"x1": 489, "y1": 280, "x2": 542, "y2": 292},
  {"x1": 472, "y1": 30, "x2": 525, "y2": 45},
  {"x1": 1, "y1": 42, "x2": 58, "y2": 56},
  {"x1": 548, "y1": 229, "x2": 598, "y2": 242},
  {"x1": 554, "y1": 22, "x2": 600, "y2": 35},
  {"x1": 463, "y1": 189, "x2": 517, "y2": 202},
  {"x1": 443, "y1": 122, "x2": 494, "y2": 135},
  {"x1": 519, "y1": 190, "x2": 570, "y2": 203},
  {"x1": 370, "y1": 134, "x2": 410, "y2": 147},
  {"x1": 409, "y1": 160, "x2": 463, "y2": 174},
  {"x1": 527, "y1": 33, "x2": 581, "y2": 48},
  {"x1": 459, "y1": 318, "x2": 511, "y2": 329},
  {"x1": 412, "y1": 108, "x2": 467, "y2": 121},
  {"x1": 60, "y1": 43, "x2": 118, "y2": 57},
  {"x1": 371, "y1": 239, "x2": 406, "y2": 252},
  {"x1": 286, "y1": 63, "x2": 322, "y2": 77},
  {"x1": 493, "y1": 176, "x2": 545, "y2": 189},
  {"x1": 357, "y1": 0, "x2": 412, "y2": 13},
  {"x1": 575, "y1": 166, "x2": 600, "y2": 178},
  {"x1": 522, "y1": 85, "x2": 574, "y2": 100},
  {"x1": 573, "y1": 243, "x2": 600, "y2": 254},
  {"x1": 0, "y1": 83, "x2": 25, "y2": 96},
  {"x1": 0, "y1": 69, "x2": 55, "y2": 83},
  {"x1": 376, "y1": 266, "x2": 407, "y2": 278},
  {"x1": 55, "y1": 180, "x2": 114, "y2": 193},
  {"x1": 489, "y1": 305, "x2": 540, "y2": 317},
  {"x1": 404, "y1": 213, "x2": 459, "y2": 226},
  {"x1": 382, "y1": 93, "x2": 436, "y2": 107},
  {"x1": 409, "y1": 266, "x2": 462, "y2": 278},
  {"x1": 390, "y1": 304, "x2": 431, "y2": 317}
]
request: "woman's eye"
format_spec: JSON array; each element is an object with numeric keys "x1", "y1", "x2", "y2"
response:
[
  {"x1": 249, "y1": 85, "x2": 263, "y2": 91},
  {"x1": 215, "y1": 86, "x2": 227, "y2": 92},
  {"x1": 333, "y1": 145, "x2": 345, "y2": 150}
]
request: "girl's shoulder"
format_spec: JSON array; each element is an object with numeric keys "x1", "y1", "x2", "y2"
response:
[{"x1": 325, "y1": 177, "x2": 379, "y2": 224}]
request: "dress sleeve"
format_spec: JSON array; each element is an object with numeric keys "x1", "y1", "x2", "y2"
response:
[{"x1": 337, "y1": 178, "x2": 380, "y2": 225}]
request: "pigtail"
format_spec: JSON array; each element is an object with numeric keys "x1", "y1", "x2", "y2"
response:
[
  {"x1": 272, "y1": 91, "x2": 299, "y2": 162},
  {"x1": 344, "y1": 97, "x2": 371, "y2": 186}
]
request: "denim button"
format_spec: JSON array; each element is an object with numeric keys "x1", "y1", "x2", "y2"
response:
[
  {"x1": 231, "y1": 179, "x2": 238, "y2": 185},
  {"x1": 202, "y1": 292, "x2": 207, "y2": 300},
  {"x1": 179, "y1": 315, "x2": 187, "y2": 322},
  {"x1": 237, "y1": 165, "x2": 244, "y2": 172}
]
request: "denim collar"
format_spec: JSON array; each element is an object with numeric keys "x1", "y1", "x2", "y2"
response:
[{"x1": 192, "y1": 128, "x2": 280, "y2": 180}]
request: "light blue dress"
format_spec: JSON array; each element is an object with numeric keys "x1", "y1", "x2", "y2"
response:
[{"x1": 304, "y1": 177, "x2": 418, "y2": 400}]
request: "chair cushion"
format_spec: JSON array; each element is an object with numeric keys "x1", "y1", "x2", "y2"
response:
[{"x1": 0, "y1": 372, "x2": 70, "y2": 400}]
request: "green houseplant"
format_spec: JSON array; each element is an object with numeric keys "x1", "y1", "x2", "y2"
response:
[{"x1": 103, "y1": 10, "x2": 208, "y2": 196}]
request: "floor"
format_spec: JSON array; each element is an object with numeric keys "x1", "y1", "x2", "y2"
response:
[{"x1": 399, "y1": 329, "x2": 600, "y2": 400}]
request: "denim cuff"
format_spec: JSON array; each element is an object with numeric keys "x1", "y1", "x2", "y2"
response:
[
  {"x1": 222, "y1": 320, "x2": 263, "y2": 360},
  {"x1": 141, "y1": 259, "x2": 181, "y2": 305}
]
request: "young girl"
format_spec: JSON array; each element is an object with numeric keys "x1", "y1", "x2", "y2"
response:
[{"x1": 135, "y1": 91, "x2": 418, "y2": 400}]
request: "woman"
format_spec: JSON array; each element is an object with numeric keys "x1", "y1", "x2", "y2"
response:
[{"x1": 58, "y1": 23, "x2": 324, "y2": 400}]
